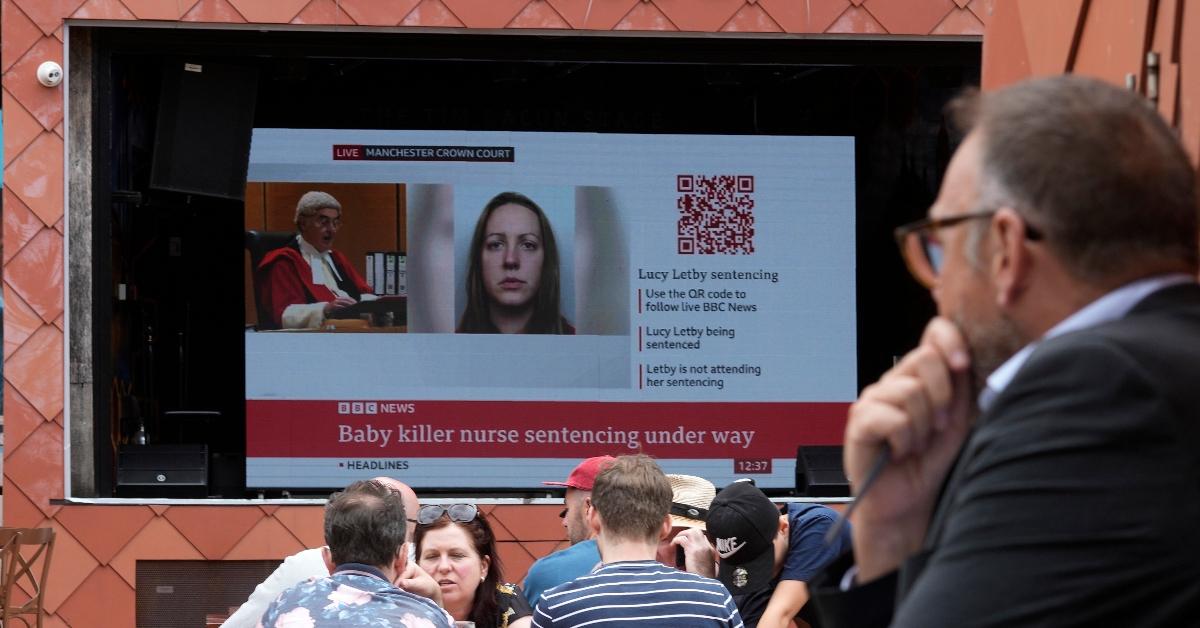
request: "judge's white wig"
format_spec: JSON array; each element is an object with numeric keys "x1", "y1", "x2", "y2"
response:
[{"x1": 294, "y1": 191, "x2": 342, "y2": 228}]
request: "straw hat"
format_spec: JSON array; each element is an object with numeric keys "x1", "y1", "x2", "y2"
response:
[{"x1": 666, "y1": 474, "x2": 716, "y2": 529}]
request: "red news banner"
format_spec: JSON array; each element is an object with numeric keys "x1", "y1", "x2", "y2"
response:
[{"x1": 246, "y1": 400, "x2": 848, "y2": 459}]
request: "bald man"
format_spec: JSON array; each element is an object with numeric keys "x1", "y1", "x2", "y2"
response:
[{"x1": 221, "y1": 478, "x2": 426, "y2": 628}]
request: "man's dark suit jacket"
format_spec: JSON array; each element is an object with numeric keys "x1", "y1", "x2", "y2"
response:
[{"x1": 813, "y1": 283, "x2": 1200, "y2": 627}]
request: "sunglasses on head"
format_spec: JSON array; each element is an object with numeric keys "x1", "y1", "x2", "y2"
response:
[{"x1": 417, "y1": 503, "x2": 479, "y2": 525}]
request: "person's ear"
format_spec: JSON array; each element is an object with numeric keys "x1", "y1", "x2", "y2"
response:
[
  {"x1": 777, "y1": 514, "x2": 789, "y2": 539},
  {"x1": 586, "y1": 501, "x2": 602, "y2": 536},
  {"x1": 322, "y1": 546, "x2": 336, "y2": 574},
  {"x1": 660, "y1": 515, "x2": 673, "y2": 541},
  {"x1": 393, "y1": 542, "x2": 409, "y2": 575},
  {"x1": 990, "y1": 208, "x2": 1033, "y2": 307},
  {"x1": 480, "y1": 555, "x2": 491, "y2": 582}
]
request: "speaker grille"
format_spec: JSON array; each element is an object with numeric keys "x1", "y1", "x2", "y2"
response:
[
  {"x1": 149, "y1": 59, "x2": 258, "y2": 200},
  {"x1": 136, "y1": 560, "x2": 281, "y2": 627}
]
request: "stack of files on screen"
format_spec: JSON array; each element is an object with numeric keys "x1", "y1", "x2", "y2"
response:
[{"x1": 365, "y1": 252, "x2": 406, "y2": 296}]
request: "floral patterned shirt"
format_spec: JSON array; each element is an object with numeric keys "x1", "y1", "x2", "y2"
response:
[{"x1": 259, "y1": 563, "x2": 454, "y2": 628}]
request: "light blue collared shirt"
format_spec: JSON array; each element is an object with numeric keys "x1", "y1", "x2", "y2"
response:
[{"x1": 978, "y1": 273, "x2": 1196, "y2": 411}]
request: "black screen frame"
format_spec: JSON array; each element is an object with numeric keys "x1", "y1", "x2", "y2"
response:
[{"x1": 87, "y1": 26, "x2": 977, "y2": 497}]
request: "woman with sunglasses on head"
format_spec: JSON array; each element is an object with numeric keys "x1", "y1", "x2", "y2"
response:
[{"x1": 414, "y1": 503, "x2": 533, "y2": 628}]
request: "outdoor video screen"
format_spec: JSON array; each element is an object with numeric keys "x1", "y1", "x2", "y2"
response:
[{"x1": 244, "y1": 129, "x2": 856, "y2": 490}]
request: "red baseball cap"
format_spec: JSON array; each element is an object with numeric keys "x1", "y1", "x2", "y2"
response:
[{"x1": 542, "y1": 456, "x2": 615, "y2": 491}]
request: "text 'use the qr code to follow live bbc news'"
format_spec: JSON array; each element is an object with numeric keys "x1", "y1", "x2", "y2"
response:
[{"x1": 676, "y1": 174, "x2": 755, "y2": 255}]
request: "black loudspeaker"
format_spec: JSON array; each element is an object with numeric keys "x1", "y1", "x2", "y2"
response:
[
  {"x1": 117, "y1": 444, "x2": 208, "y2": 497},
  {"x1": 150, "y1": 59, "x2": 258, "y2": 200},
  {"x1": 796, "y1": 445, "x2": 851, "y2": 497},
  {"x1": 208, "y1": 452, "x2": 245, "y2": 499}
]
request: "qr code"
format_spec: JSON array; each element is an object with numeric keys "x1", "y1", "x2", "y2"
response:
[{"x1": 676, "y1": 175, "x2": 755, "y2": 254}]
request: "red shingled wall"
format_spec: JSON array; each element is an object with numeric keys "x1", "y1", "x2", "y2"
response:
[{"x1": 3, "y1": 1, "x2": 997, "y2": 624}]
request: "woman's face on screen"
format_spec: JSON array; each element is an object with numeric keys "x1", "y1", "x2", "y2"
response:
[{"x1": 481, "y1": 202, "x2": 544, "y2": 311}]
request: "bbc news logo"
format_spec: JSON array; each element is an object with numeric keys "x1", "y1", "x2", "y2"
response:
[{"x1": 337, "y1": 402, "x2": 378, "y2": 415}]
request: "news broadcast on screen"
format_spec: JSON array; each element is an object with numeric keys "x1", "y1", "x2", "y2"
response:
[{"x1": 244, "y1": 128, "x2": 856, "y2": 490}]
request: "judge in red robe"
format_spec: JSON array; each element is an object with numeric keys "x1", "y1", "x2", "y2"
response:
[{"x1": 257, "y1": 191, "x2": 376, "y2": 329}]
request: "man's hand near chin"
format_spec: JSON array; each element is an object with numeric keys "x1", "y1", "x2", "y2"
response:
[
  {"x1": 395, "y1": 562, "x2": 443, "y2": 607},
  {"x1": 844, "y1": 317, "x2": 977, "y2": 583}
]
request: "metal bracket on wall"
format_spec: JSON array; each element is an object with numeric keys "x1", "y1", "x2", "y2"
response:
[{"x1": 1146, "y1": 51, "x2": 1160, "y2": 106}]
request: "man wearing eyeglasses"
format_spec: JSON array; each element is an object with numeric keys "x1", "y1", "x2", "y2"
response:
[
  {"x1": 259, "y1": 190, "x2": 378, "y2": 329},
  {"x1": 222, "y1": 477, "x2": 432, "y2": 628},
  {"x1": 812, "y1": 75, "x2": 1200, "y2": 627}
]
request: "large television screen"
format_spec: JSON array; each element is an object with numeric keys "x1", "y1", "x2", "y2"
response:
[{"x1": 244, "y1": 129, "x2": 855, "y2": 490}]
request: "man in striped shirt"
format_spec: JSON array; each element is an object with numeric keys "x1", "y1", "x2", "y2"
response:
[{"x1": 533, "y1": 455, "x2": 744, "y2": 627}]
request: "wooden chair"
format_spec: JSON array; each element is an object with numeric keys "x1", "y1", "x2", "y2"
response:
[{"x1": 0, "y1": 527, "x2": 56, "y2": 628}]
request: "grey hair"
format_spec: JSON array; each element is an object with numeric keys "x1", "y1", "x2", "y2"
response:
[
  {"x1": 949, "y1": 76, "x2": 1199, "y2": 284},
  {"x1": 294, "y1": 191, "x2": 342, "y2": 229},
  {"x1": 963, "y1": 175, "x2": 1017, "y2": 269}
]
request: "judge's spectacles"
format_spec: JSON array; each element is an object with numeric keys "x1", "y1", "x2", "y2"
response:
[{"x1": 310, "y1": 214, "x2": 342, "y2": 230}]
